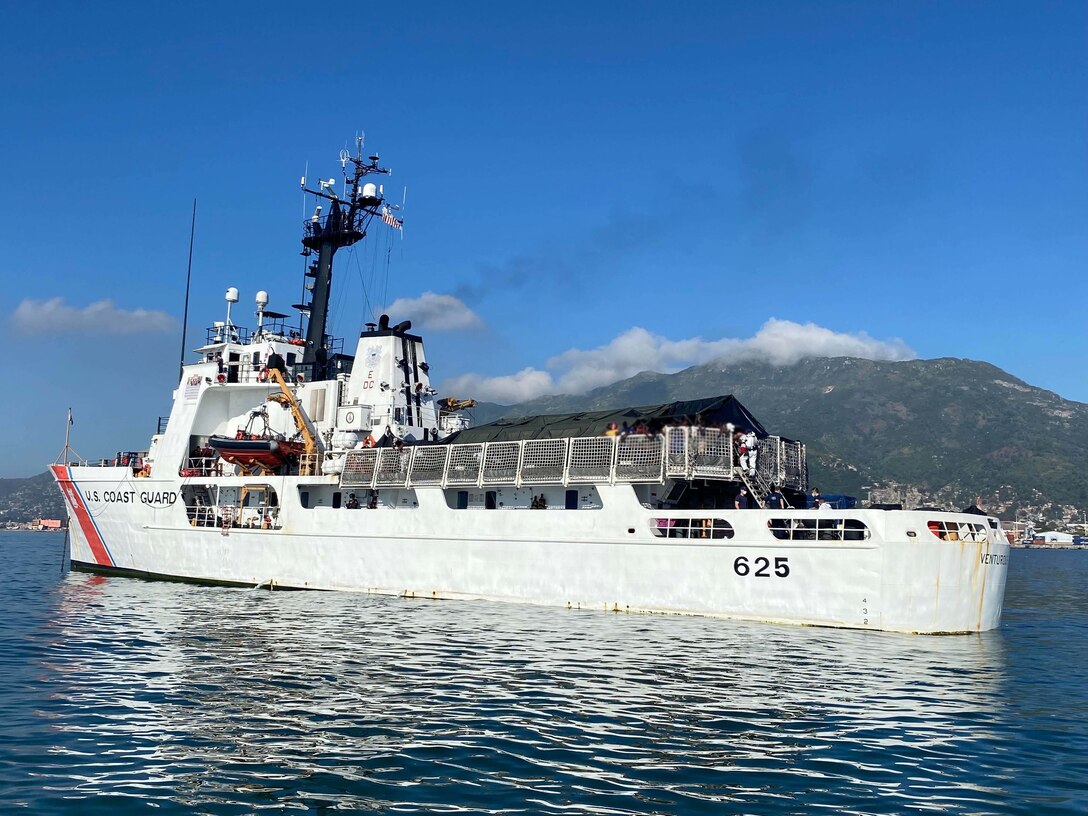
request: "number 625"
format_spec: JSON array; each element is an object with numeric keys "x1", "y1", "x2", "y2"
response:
[{"x1": 734, "y1": 555, "x2": 790, "y2": 577}]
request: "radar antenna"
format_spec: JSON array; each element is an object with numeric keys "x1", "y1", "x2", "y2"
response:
[{"x1": 297, "y1": 134, "x2": 401, "y2": 381}]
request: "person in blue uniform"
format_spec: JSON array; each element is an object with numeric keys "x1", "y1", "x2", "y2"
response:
[{"x1": 766, "y1": 485, "x2": 786, "y2": 509}]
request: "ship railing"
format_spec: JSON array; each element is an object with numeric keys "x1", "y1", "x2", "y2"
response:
[
  {"x1": 205, "y1": 324, "x2": 252, "y2": 345},
  {"x1": 664, "y1": 427, "x2": 689, "y2": 477},
  {"x1": 79, "y1": 451, "x2": 151, "y2": 468},
  {"x1": 779, "y1": 439, "x2": 806, "y2": 490},
  {"x1": 180, "y1": 457, "x2": 224, "y2": 477},
  {"x1": 686, "y1": 428, "x2": 734, "y2": 477},
  {"x1": 186, "y1": 503, "x2": 282, "y2": 530},
  {"x1": 339, "y1": 428, "x2": 805, "y2": 491}
]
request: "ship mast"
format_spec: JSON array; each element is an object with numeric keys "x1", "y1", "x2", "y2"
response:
[{"x1": 298, "y1": 136, "x2": 393, "y2": 381}]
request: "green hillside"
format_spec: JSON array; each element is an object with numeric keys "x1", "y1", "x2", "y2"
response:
[{"x1": 474, "y1": 357, "x2": 1088, "y2": 519}]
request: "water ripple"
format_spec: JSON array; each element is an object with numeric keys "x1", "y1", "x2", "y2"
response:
[{"x1": 1, "y1": 534, "x2": 1086, "y2": 814}]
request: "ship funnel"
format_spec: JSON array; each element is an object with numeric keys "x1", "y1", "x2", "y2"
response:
[
  {"x1": 392, "y1": 320, "x2": 412, "y2": 334},
  {"x1": 378, "y1": 314, "x2": 390, "y2": 330}
]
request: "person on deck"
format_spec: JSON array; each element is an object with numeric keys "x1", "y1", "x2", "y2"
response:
[
  {"x1": 735, "y1": 488, "x2": 750, "y2": 510},
  {"x1": 738, "y1": 430, "x2": 758, "y2": 476},
  {"x1": 766, "y1": 484, "x2": 786, "y2": 509},
  {"x1": 345, "y1": 493, "x2": 360, "y2": 509}
]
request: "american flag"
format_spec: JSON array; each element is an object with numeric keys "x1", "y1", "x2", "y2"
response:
[{"x1": 381, "y1": 206, "x2": 403, "y2": 231}]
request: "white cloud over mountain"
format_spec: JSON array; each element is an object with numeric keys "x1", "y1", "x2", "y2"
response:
[
  {"x1": 11, "y1": 298, "x2": 176, "y2": 335},
  {"x1": 444, "y1": 319, "x2": 915, "y2": 403}
]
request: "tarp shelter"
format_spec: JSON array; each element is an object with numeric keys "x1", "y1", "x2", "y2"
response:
[{"x1": 442, "y1": 395, "x2": 768, "y2": 445}]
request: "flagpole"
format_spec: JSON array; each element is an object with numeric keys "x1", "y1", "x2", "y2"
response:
[
  {"x1": 179, "y1": 198, "x2": 197, "y2": 381},
  {"x1": 63, "y1": 407, "x2": 72, "y2": 465}
]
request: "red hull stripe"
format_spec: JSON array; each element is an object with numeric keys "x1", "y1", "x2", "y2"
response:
[{"x1": 52, "y1": 465, "x2": 114, "y2": 567}]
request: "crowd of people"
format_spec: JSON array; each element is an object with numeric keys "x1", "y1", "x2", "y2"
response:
[
  {"x1": 601, "y1": 419, "x2": 760, "y2": 474},
  {"x1": 604, "y1": 420, "x2": 654, "y2": 437}
]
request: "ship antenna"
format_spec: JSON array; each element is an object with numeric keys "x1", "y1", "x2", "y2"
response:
[
  {"x1": 178, "y1": 198, "x2": 197, "y2": 380},
  {"x1": 298, "y1": 133, "x2": 393, "y2": 382}
]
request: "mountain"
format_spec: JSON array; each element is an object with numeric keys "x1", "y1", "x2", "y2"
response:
[
  {"x1": 470, "y1": 357, "x2": 1088, "y2": 521},
  {"x1": 0, "y1": 471, "x2": 66, "y2": 525}
]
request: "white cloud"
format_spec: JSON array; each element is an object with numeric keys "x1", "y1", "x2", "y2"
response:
[
  {"x1": 385, "y1": 292, "x2": 483, "y2": 331},
  {"x1": 443, "y1": 319, "x2": 915, "y2": 403},
  {"x1": 11, "y1": 298, "x2": 176, "y2": 336},
  {"x1": 444, "y1": 367, "x2": 554, "y2": 405}
]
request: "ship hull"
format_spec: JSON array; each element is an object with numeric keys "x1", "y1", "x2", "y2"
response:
[{"x1": 53, "y1": 466, "x2": 1008, "y2": 634}]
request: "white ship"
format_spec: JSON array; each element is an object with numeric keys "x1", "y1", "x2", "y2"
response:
[{"x1": 52, "y1": 138, "x2": 1009, "y2": 634}]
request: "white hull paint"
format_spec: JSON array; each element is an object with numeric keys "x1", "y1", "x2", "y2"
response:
[{"x1": 55, "y1": 467, "x2": 1009, "y2": 634}]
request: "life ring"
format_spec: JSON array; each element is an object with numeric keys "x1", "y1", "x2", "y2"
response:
[
  {"x1": 257, "y1": 368, "x2": 269, "y2": 383},
  {"x1": 363, "y1": 435, "x2": 376, "y2": 448}
]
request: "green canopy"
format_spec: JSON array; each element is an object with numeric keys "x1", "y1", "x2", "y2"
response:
[{"x1": 442, "y1": 395, "x2": 768, "y2": 445}]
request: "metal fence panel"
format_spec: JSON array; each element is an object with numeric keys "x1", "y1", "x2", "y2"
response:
[
  {"x1": 446, "y1": 444, "x2": 484, "y2": 486},
  {"x1": 375, "y1": 448, "x2": 411, "y2": 486},
  {"x1": 782, "y1": 440, "x2": 806, "y2": 490},
  {"x1": 664, "y1": 427, "x2": 689, "y2": 477},
  {"x1": 482, "y1": 442, "x2": 521, "y2": 485},
  {"x1": 616, "y1": 435, "x2": 663, "y2": 482},
  {"x1": 568, "y1": 437, "x2": 614, "y2": 483},
  {"x1": 521, "y1": 439, "x2": 568, "y2": 484},
  {"x1": 409, "y1": 446, "x2": 449, "y2": 486},
  {"x1": 690, "y1": 428, "x2": 733, "y2": 478},
  {"x1": 340, "y1": 449, "x2": 378, "y2": 488}
]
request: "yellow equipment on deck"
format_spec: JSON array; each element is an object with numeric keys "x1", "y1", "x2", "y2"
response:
[{"x1": 266, "y1": 368, "x2": 321, "y2": 475}]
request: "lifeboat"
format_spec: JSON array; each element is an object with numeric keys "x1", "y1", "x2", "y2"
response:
[{"x1": 208, "y1": 434, "x2": 306, "y2": 473}]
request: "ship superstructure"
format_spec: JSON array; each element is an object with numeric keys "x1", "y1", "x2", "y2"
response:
[{"x1": 51, "y1": 137, "x2": 1010, "y2": 634}]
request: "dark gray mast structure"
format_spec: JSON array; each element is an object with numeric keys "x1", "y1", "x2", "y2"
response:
[{"x1": 298, "y1": 137, "x2": 394, "y2": 381}]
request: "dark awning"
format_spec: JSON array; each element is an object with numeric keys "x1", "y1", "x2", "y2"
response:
[{"x1": 442, "y1": 395, "x2": 768, "y2": 445}]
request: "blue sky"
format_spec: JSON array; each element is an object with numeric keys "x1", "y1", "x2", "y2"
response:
[{"x1": 2, "y1": 1, "x2": 1085, "y2": 477}]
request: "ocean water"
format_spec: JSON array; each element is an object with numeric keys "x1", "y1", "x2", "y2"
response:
[{"x1": 1, "y1": 531, "x2": 1085, "y2": 815}]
